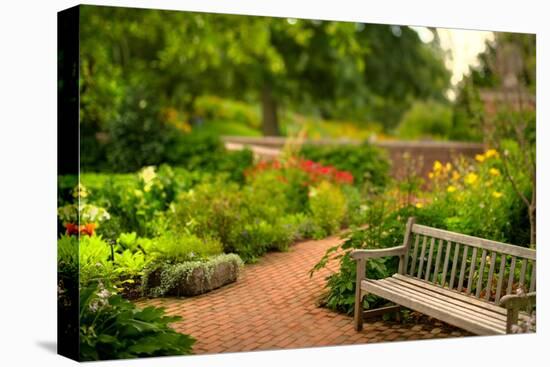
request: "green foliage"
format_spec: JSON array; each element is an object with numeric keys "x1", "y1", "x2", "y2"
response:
[
  {"x1": 421, "y1": 147, "x2": 531, "y2": 245},
  {"x1": 79, "y1": 5, "x2": 450, "y2": 145},
  {"x1": 104, "y1": 91, "x2": 179, "y2": 172},
  {"x1": 142, "y1": 254, "x2": 244, "y2": 297},
  {"x1": 175, "y1": 179, "x2": 243, "y2": 249},
  {"x1": 311, "y1": 202, "x2": 414, "y2": 314},
  {"x1": 300, "y1": 142, "x2": 390, "y2": 189},
  {"x1": 396, "y1": 100, "x2": 453, "y2": 140},
  {"x1": 79, "y1": 235, "x2": 114, "y2": 286},
  {"x1": 165, "y1": 133, "x2": 254, "y2": 183},
  {"x1": 79, "y1": 165, "x2": 200, "y2": 238},
  {"x1": 148, "y1": 232, "x2": 223, "y2": 263},
  {"x1": 194, "y1": 95, "x2": 261, "y2": 129},
  {"x1": 309, "y1": 181, "x2": 347, "y2": 238},
  {"x1": 79, "y1": 282, "x2": 194, "y2": 360}
]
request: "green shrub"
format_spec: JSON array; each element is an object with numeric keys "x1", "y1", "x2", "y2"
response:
[
  {"x1": 79, "y1": 235, "x2": 115, "y2": 286},
  {"x1": 279, "y1": 212, "x2": 318, "y2": 240},
  {"x1": 79, "y1": 165, "x2": 199, "y2": 238},
  {"x1": 103, "y1": 92, "x2": 179, "y2": 173},
  {"x1": 311, "y1": 203, "x2": 414, "y2": 314},
  {"x1": 396, "y1": 100, "x2": 453, "y2": 140},
  {"x1": 79, "y1": 282, "x2": 194, "y2": 360},
  {"x1": 300, "y1": 142, "x2": 390, "y2": 190},
  {"x1": 174, "y1": 180, "x2": 244, "y2": 249},
  {"x1": 420, "y1": 146, "x2": 531, "y2": 245},
  {"x1": 149, "y1": 232, "x2": 223, "y2": 263},
  {"x1": 166, "y1": 132, "x2": 254, "y2": 183},
  {"x1": 309, "y1": 181, "x2": 347, "y2": 238}
]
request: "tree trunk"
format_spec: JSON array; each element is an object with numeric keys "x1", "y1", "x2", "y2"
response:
[{"x1": 261, "y1": 85, "x2": 280, "y2": 136}]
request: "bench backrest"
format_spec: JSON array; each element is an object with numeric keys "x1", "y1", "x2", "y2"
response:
[{"x1": 399, "y1": 218, "x2": 536, "y2": 305}]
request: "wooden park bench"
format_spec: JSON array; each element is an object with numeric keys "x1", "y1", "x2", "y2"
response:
[{"x1": 352, "y1": 217, "x2": 536, "y2": 335}]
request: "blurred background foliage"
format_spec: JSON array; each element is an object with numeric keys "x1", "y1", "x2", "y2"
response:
[
  {"x1": 78, "y1": 5, "x2": 535, "y2": 172},
  {"x1": 79, "y1": 6, "x2": 450, "y2": 171}
]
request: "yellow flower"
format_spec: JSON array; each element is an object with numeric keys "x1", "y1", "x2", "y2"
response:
[
  {"x1": 489, "y1": 168, "x2": 500, "y2": 176},
  {"x1": 492, "y1": 191, "x2": 503, "y2": 199},
  {"x1": 452, "y1": 170, "x2": 460, "y2": 181},
  {"x1": 445, "y1": 163, "x2": 452, "y2": 171},
  {"x1": 447, "y1": 185, "x2": 457, "y2": 193},
  {"x1": 433, "y1": 160, "x2": 443, "y2": 171},
  {"x1": 485, "y1": 149, "x2": 499, "y2": 159},
  {"x1": 428, "y1": 172, "x2": 434, "y2": 179},
  {"x1": 475, "y1": 154, "x2": 485, "y2": 162},
  {"x1": 465, "y1": 173, "x2": 478, "y2": 185},
  {"x1": 415, "y1": 203, "x2": 423, "y2": 208}
]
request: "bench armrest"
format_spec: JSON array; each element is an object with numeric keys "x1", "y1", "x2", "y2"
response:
[
  {"x1": 499, "y1": 292, "x2": 536, "y2": 333},
  {"x1": 500, "y1": 292, "x2": 536, "y2": 310},
  {"x1": 350, "y1": 246, "x2": 406, "y2": 260}
]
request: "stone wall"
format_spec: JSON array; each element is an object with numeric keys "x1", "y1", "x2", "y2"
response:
[{"x1": 222, "y1": 136, "x2": 485, "y2": 180}]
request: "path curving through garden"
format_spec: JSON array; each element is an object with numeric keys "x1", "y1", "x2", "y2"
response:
[{"x1": 137, "y1": 235, "x2": 470, "y2": 355}]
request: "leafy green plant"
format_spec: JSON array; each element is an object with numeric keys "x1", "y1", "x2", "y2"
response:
[
  {"x1": 79, "y1": 282, "x2": 195, "y2": 360},
  {"x1": 79, "y1": 235, "x2": 115, "y2": 286},
  {"x1": 174, "y1": 179, "x2": 244, "y2": 249},
  {"x1": 309, "y1": 181, "x2": 347, "y2": 238},
  {"x1": 311, "y1": 201, "x2": 415, "y2": 314},
  {"x1": 149, "y1": 232, "x2": 223, "y2": 263},
  {"x1": 300, "y1": 142, "x2": 390, "y2": 189},
  {"x1": 396, "y1": 100, "x2": 453, "y2": 140}
]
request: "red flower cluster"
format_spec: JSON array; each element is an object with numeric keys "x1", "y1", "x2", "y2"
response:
[
  {"x1": 298, "y1": 160, "x2": 354, "y2": 185},
  {"x1": 247, "y1": 158, "x2": 354, "y2": 185},
  {"x1": 65, "y1": 223, "x2": 96, "y2": 237}
]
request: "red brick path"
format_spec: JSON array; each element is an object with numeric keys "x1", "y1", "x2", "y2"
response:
[{"x1": 137, "y1": 235, "x2": 470, "y2": 354}]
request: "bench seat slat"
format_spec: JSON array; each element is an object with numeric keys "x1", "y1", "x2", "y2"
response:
[
  {"x1": 392, "y1": 274, "x2": 508, "y2": 315},
  {"x1": 389, "y1": 275, "x2": 531, "y2": 322},
  {"x1": 362, "y1": 277, "x2": 506, "y2": 335},
  {"x1": 365, "y1": 280, "x2": 506, "y2": 331},
  {"x1": 383, "y1": 277, "x2": 508, "y2": 322}
]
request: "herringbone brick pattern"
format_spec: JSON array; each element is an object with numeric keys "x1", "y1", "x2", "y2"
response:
[{"x1": 137, "y1": 235, "x2": 470, "y2": 354}]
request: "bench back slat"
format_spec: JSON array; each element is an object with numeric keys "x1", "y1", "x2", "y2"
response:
[
  {"x1": 485, "y1": 252, "x2": 497, "y2": 301},
  {"x1": 440, "y1": 241, "x2": 452, "y2": 287},
  {"x1": 449, "y1": 244, "x2": 460, "y2": 289},
  {"x1": 475, "y1": 249, "x2": 488, "y2": 298},
  {"x1": 401, "y1": 219, "x2": 536, "y2": 305},
  {"x1": 409, "y1": 234, "x2": 420, "y2": 275},
  {"x1": 457, "y1": 246, "x2": 469, "y2": 293},
  {"x1": 495, "y1": 255, "x2": 507, "y2": 303},
  {"x1": 506, "y1": 257, "x2": 517, "y2": 295},
  {"x1": 417, "y1": 236, "x2": 428, "y2": 278},
  {"x1": 466, "y1": 247, "x2": 478, "y2": 294},
  {"x1": 432, "y1": 239, "x2": 444, "y2": 283},
  {"x1": 424, "y1": 238, "x2": 435, "y2": 281},
  {"x1": 519, "y1": 259, "x2": 528, "y2": 288}
]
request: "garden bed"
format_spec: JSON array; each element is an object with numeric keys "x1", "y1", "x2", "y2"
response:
[{"x1": 143, "y1": 254, "x2": 244, "y2": 297}]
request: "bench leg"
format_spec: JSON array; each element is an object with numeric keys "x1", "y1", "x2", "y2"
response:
[
  {"x1": 354, "y1": 259, "x2": 366, "y2": 331},
  {"x1": 354, "y1": 290, "x2": 364, "y2": 331}
]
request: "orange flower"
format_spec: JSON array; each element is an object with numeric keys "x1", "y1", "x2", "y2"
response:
[{"x1": 80, "y1": 223, "x2": 97, "y2": 236}]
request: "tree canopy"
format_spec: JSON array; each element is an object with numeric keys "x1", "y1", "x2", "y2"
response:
[{"x1": 80, "y1": 5, "x2": 451, "y2": 138}]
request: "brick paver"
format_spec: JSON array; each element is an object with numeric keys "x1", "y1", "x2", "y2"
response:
[{"x1": 137, "y1": 235, "x2": 471, "y2": 354}]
